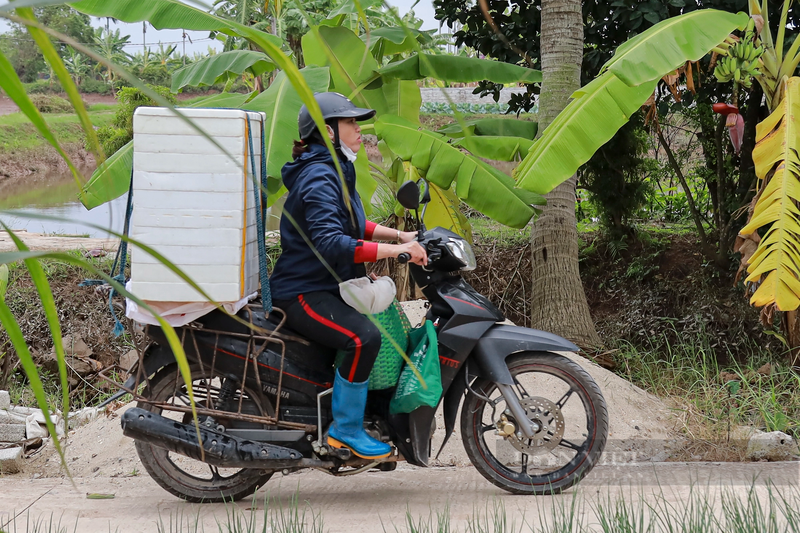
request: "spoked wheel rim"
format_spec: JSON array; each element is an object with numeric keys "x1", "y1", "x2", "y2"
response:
[
  {"x1": 155, "y1": 376, "x2": 271, "y2": 483},
  {"x1": 136, "y1": 366, "x2": 274, "y2": 501},
  {"x1": 468, "y1": 360, "x2": 600, "y2": 489}
]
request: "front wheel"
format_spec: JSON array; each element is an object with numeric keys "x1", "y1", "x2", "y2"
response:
[{"x1": 461, "y1": 352, "x2": 608, "y2": 495}]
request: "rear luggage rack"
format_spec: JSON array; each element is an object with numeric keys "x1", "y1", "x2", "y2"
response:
[{"x1": 98, "y1": 305, "x2": 322, "y2": 433}]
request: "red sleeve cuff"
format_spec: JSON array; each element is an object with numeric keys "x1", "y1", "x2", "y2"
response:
[
  {"x1": 364, "y1": 220, "x2": 377, "y2": 240},
  {"x1": 354, "y1": 240, "x2": 379, "y2": 263}
]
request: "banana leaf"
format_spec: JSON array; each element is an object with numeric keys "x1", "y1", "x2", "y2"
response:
[
  {"x1": 70, "y1": 0, "x2": 279, "y2": 47},
  {"x1": 79, "y1": 91, "x2": 257, "y2": 209},
  {"x1": 423, "y1": 182, "x2": 473, "y2": 242},
  {"x1": 0, "y1": 0, "x2": 74, "y2": 10},
  {"x1": 187, "y1": 91, "x2": 258, "y2": 108},
  {"x1": 513, "y1": 72, "x2": 657, "y2": 195},
  {"x1": 243, "y1": 66, "x2": 331, "y2": 195},
  {"x1": 302, "y1": 25, "x2": 387, "y2": 114},
  {"x1": 375, "y1": 115, "x2": 543, "y2": 228},
  {"x1": 601, "y1": 9, "x2": 748, "y2": 87},
  {"x1": 439, "y1": 118, "x2": 538, "y2": 140},
  {"x1": 363, "y1": 27, "x2": 433, "y2": 57},
  {"x1": 171, "y1": 50, "x2": 275, "y2": 92},
  {"x1": 452, "y1": 136, "x2": 534, "y2": 162},
  {"x1": 355, "y1": 146, "x2": 376, "y2": 216},
  {"x1": 378, "y1": 54, "x2": 542, "y2": 85},
  {"x1": 740, "y1": 77, "x2": 800, "y2": 311},
  {"x1": 381, "y1": 79, "x2": 422, "y2": 125},
  {"x1": 328, "y1": 0, "x2": 382, "y2": 16}
]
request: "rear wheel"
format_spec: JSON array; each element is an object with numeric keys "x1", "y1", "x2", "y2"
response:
[
  {"x1": 134, "y1": 365, "x2": 274, "y2": 502},
  {"x1": 461, "y1": 352, "x2": 607, "y2": 495}
]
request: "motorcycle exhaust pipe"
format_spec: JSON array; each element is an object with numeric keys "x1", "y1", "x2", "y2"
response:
[{"x1": 121, "y1": 407, "x2": 304, "y2": 469}]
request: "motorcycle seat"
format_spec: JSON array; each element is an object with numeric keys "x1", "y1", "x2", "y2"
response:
[{"x1": 193, "y1": 306, "x2": 338, "y2": 371}]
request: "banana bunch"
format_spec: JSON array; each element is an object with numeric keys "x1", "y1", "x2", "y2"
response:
[{"x1": 713, "y1": 17, "x2": 764, "y2": 88}]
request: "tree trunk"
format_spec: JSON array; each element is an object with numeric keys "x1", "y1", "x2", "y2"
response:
[{"x1": 530, "y1": 0, "x2": 601, "y2": 348}]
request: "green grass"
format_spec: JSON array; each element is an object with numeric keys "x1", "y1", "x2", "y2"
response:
[
  {"x1": 616, "y1": 327, "x2": 800, "y2": 446},
  {"x1": 0, "y1": 110, "x2": 115, "y2": 153}
]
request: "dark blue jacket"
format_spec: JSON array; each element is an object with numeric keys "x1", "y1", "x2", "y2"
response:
[{"x1": 270, "y1": 143, "x2": 368, "y2": 301}]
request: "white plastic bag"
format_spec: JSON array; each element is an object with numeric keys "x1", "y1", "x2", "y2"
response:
[{"x1": 339, "y1": 276, "x2": 396, "y2": 315}]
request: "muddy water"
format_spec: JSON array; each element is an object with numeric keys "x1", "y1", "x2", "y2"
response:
[{"x1": 0, "y1": 171, "x2": 125, "y2": 238}]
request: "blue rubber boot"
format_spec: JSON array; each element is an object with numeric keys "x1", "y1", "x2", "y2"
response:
[{"x1": 327, "y1": 369, "x2": 392, "y2": 459}]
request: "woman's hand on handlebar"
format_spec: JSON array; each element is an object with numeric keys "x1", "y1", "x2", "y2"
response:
[
  {"x1": 397, "y1": 241, "x2": 427, "y2": 265},
  {"x1": 375, "y1": 241, "x2": 427, "y2": 265}
]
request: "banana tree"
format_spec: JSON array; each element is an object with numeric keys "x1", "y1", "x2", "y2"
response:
[
  {"x1": 713, "y1": 0, "x2": 800, "y2": 356},
  {"x1": 74, "y1": 9, "x2": 545, "y2": 239}
]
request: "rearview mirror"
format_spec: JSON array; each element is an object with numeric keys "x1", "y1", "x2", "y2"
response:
[{"x1": 396, "y1": 180, "x2": 420, "y2": 210}]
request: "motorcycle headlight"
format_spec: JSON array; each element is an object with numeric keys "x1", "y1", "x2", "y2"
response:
[{"x1": 446, "y1": 238, "x2": 476, "y2": 271}]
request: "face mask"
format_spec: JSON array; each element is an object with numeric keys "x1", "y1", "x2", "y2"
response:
[{"x1": 340, "y1": 142, "x2": 358, "y2": 163}]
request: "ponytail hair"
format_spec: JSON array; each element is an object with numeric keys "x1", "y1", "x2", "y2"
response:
[
  {"x1": 291, "y1": 139, "x2": 308, "y2": 159},
  {"x1": 292, "y1": 127, "x2": 328, "y2": 159}
]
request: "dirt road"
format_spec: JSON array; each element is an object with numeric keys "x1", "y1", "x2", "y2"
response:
[{"x1": 1, "y1": 463, "x2": 797, "y2": 532}]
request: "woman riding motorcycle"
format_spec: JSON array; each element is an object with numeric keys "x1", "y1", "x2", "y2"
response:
[{"x1": 270, "y1": 92, "x2": 427, "y2": 460}]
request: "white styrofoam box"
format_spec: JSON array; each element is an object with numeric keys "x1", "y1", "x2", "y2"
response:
[{"x1": 130, "y1": 107, "x2": 266, "y2": 303}]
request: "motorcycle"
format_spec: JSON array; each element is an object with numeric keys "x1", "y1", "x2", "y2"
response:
[{"x1": 105, "y1": 178, "x2": 608, "y2": 502}]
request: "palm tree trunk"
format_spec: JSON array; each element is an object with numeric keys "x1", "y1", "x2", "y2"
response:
[{"x1": 530, "y1": 0, "x2": 601, "y2": 348}]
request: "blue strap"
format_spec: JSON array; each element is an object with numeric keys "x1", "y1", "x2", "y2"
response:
[
  {"x1": 80, "y1": 169, "x2": 134, "y2": 337},
  {"x1": 109, "y1": 175, "x2": 134, "y2": 336},
  {"x1": 246, "y1": 114, "x2": 272, "y2": 314}
]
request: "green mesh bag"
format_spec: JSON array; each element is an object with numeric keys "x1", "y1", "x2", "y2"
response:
[{"x1": 335, "y1": 300, "x2": 411, "y2": 390}]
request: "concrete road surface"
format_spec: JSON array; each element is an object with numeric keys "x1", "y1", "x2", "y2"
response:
[{"x1": 1, "y1": 463, "x2": 798, "y2": 532}]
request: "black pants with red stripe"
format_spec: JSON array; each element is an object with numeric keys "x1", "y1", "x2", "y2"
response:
[{"x1": 276, "y1": 291, "x2": 381, "y2": 383}]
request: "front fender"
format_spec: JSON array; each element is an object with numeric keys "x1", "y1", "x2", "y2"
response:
[{"x1": 471, "y1": 325, "x2": 579, "y2": 385}]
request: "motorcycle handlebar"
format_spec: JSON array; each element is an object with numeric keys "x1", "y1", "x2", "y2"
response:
[{"x1": 397, "y1": 252, "x2": 411, "y2": 263}]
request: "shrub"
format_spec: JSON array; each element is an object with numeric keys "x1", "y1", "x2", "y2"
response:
[
  {"x1": 96, "y1": 126, "x2": 129, "y2": 155},
  {"x1": 94, "y1": 84, "x2": 176, "y2": 156},
  {"x1": 29, "y1": 94, "x2": 72, "y2": 113},
  {"x1": 23, "y1": 79, "x2": 64, "y2": 94},
  {"x1": 79, "y1": 78, "x2": 111, "y2": 95}
]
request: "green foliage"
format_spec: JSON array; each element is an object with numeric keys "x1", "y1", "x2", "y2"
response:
[
  {"x1": 94, "y1": 84, "x2": 176, "y2": 156},
  {"x1": 0, "y1": 5, "x2": 95, "y2": 83},
  {"x1": 78, "y1": 77, "x2": 112, "y2": 95},
  {"x1": 376, "y1": 114, "x2": 543, "y2": 229},
  {"x1": 0, "y1": 265, "x2": 7, "y2": 301},
  {"x1": 96, "y1": 125, "x2": 129, "y2": 156},
  {"x1": 28, "y1": 94, "x2": 73, "y2": 114},
  {"x1": 171, "y1": 50, "x2": 275, "y2": 92},
  {"x1": 378, "y1": 53, "x2": 541, "y2": 84},
  {"x1": 578, "y1": 112, "x2": 655, "y2": 236},
  {"x1": 22, "y1": 79, "x2": 64, "y2": 94},
  {"x1": 618, "y1": 328, "x2": 799, "y2": 438}
]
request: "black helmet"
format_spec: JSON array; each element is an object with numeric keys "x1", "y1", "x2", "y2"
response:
[{"x1": 298, "y1": 92, "x2": 376, "y2": 141}]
